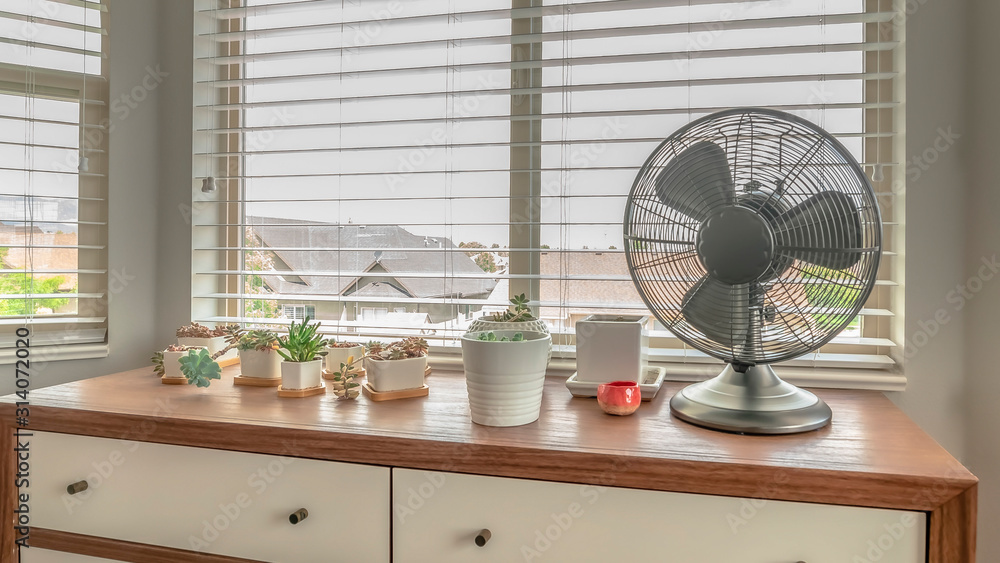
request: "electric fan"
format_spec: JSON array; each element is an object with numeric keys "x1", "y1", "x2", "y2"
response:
[{"x1": 623, "y1": 108, "x2": 881, "y2": 434}]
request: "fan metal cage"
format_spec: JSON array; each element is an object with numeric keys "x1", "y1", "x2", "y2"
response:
[{"x1": 624, "y1": 108, "x2": 882, "y2": 366}]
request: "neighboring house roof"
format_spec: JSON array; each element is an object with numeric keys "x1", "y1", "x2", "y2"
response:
[
  {"x1": 250, "y1": 217, "x2": 497, "y2": 299},
  {"x1": 538, "y1": 251, "x2": 814, "y2": 326},
  {"x1": 539, "y1": 251, "x2": 645, "y2": 319}
]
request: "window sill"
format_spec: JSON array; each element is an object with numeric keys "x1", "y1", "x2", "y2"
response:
[{"x1": 428, "y1": 354, "x2": 907, "y2": 392}]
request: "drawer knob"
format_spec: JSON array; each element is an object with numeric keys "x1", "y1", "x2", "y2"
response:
[
  {"x1": 289, "y1": 508, "x2": 309, "y2": 525},
  {"x1": 66, "y1": 481, "x2": 89, "y2": 495},
  {"x1": 475, "y1": 529, "x2": 492, "y2": 547}
]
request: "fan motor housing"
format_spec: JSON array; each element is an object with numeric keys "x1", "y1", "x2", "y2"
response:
[{"x1": 695, "y1": 206, "x2": 774, "y2": 285}]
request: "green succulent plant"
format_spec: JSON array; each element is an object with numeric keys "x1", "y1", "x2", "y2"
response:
[
  {"x1": 151, "y1": 351, "x2": 165, "y2": 377},
  {"x1": 276, "y1": 317, "x2": 329, "y2": 363},
  {"x1": 490, "y1": 293, "x2": 536, "y2": 322},
  {"x1": 179, "y1": 348, "x2": 223, "y2": 388},
  {"x1": 476, "y1": 331, "x2": 524, "y2": 342},
  {"x1": 231, "y1": 328, "x2": 280, "y2": 351},
  {"x1": 331, "y1": 355, "x2": 362, "y2": 400}
]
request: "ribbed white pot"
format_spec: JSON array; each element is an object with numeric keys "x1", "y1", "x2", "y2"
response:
[
  {"x1": 239, "y1": 348, "x2": 282, "y2": 379},
  {"x1": 325, "y1": 344, "x2": 365, "y2": 374},
  {"x1": 178, "y1": 335, "x2": 238, "y2": 362},
  {"x1": 280, "y1": 360, "x2": 323, "y2": 390},
  {"x1": 467, "y1": 319, "x2": 551, "y2": 365},
  {"x1": 364, "y1": 355, "x2": 427, "y2": 392},
  {"x1": 461, "y1": 331, "x2": 551, "y2": 427}
]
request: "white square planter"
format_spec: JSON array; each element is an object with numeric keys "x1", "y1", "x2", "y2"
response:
[
  {"x1": 239, "y1": 348, "x2": 282, "y2": 379},
  {"x1": 364, "y1": 355, "x2": 427, "y2": 392},
  {"x1": 161, "y1": 348, "x2": 205, "y2": 379},
  {"x1": 280, "y1": 360, "x2": 323, "y2": 390},
  {"x1": 574, "y1": 315, "x2": 648, "y2": 383},
  {"x1": 178, "y1": 335, "x2": 238, "y2": 362},
  {"x1": 325, "y1": 344, "x2": 365, "y2": 373}
]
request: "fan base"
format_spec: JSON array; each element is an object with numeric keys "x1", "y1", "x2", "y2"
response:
[{"x1": 669, "y1": 364, "x2": 832, "y2": 435}]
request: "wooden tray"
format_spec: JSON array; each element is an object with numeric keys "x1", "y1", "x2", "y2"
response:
[
  {"x1": 160, "y1": 377, "x2": 187, "y2": 385},
  {"x1": 361, "y1": 383, "x2": 428, "y2": 402},
  {"x1": 217, "y1": 356, "x2": 240, "y2": 368},
  {"x1": 277, "y1": 384, "x2": 326, "y2": 398}
]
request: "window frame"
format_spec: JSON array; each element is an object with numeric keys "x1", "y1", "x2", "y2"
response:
[
  {"x1": 192, "y1": 0, "x2": 905, "y2": 390},
  {"x1": 0, "y1": 0, "x2": 110, "y2": 363}
]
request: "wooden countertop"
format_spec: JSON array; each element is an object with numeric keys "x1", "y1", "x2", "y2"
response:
[{"x1": 0, "y1": 365, "x2": 975, "y2": 514}]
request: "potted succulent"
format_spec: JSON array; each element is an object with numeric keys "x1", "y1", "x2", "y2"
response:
[
  {"x1": 468, "y1": 293, "x2": 551, "y2": 364},
  {"x1": 461, "y1": 330, "x2": 551, "y2": 427},
  {"x1": 324, "y1": 339, "x2": 366, "y2": 378},
  {"x1": 153, "y1": 344, "x2": 205, "y2": 380},
  {"x1": 275, "y1": 317, "x2": 328, "y2": 392},
  {"x1": 177, "y1": 322, "x2": 239, "y2": 364},
  {"x1": 152, "y1": 344, "x2": 228, "y2": 388},
  {"x1": 231, "y1": 328, "x2": 282, "y2": 381},
  {"x1": 364, "y1": 337, "x2": 428, "y2": 393}
]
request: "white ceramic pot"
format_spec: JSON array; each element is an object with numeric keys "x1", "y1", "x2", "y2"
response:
[
  {"x1": 280, "y1": 360, "x2": 323, "y2": 390},
  {"x1": 178, "y1": 335, "x2": 238, "y2": 362},
  {"x1": 461, "y1": 331, "x2": 551, "y2": 427},
  {"x1": 162, "y1": 347, "x2": 206, "y2": 379},
  {"x1": 325, "y1": 344, "x2": 365, "y2": 374},
  {"x1": 364, "y1": 355, "x2": 427, "y2": 392},
  {"x1": 239, "y1": 348, "x2": 282, "y2": 379},
  {"x1": 574, "y1": 314, "x2": 649, "y2": 383},
  {"x1": 467, "y1": 318, "x2": 551, "y2": 365}
]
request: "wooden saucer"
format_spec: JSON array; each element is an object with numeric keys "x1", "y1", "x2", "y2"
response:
[
  {"x1": 277, "y1": 384, "x2": 326, "y2": 398},
  {"x1": 361, "y1": 383, "x2": 429, "y2": 402},
  {"x1": 234, "y1": 375, "x2": 281, "y2": 387}
]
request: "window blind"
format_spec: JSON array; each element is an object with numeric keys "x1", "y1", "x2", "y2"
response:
[
  {"x1": 0, "y1": 0, "x2": 109, "y2": 362},
  {"x1": 192, "y1": 0, "x2": 901, "y2": 376}
]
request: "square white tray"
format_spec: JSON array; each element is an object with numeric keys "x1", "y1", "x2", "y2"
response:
[{"x1": 564, "y1": 366, "x2": 667, "y2": 401}]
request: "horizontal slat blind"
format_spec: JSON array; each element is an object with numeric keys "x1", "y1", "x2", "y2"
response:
[
  {"x1": 0, "y1": 0, "x2": 109, "y2": 361},
  {"x1": 192, "y1": 0, "x2": 901, "y2": 373}
]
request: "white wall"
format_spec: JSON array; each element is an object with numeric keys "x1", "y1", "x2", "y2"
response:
[
  {"x1": 889, "y1": 0, "x2": 969, "y2": 458},
  {"x1": 965, "y1": 0, "x2": 1000, "y2": 560}
]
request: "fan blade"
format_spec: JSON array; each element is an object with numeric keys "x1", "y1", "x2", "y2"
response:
[
  {"x1": 654, "y1": 141, "x2": 734, "y2": 222},
  {"x1": 681, "y1": 276, "x2": 750, "y2": 348},
  {"x1": 775, "y1": 191, "x2": 864, "y2": 270}
]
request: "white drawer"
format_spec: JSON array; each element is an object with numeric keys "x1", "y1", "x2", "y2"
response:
[
  {"x1": 20, "y1": 549, "x2": 116, "y2": 563},
  {"x1": 393, "y1": 469, "x2": 926, "y2": 563},
  {"x1": 26, "y1": 431, "x2": 390, "y2": 563}
]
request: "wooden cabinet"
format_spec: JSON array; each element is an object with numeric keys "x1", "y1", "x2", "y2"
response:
[
  {"x1": 27, "y1": 432, "x2": 389, "y2": 563},
  {"x1": 19, "y1": 550, "x2": 114, "y2": 563},
  {"x1": 0, "y1": 366, "x2": 978, "y2": 562},
  {"x1": 392, "y1": 469, "x2": 926, "y2": 562}
]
